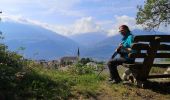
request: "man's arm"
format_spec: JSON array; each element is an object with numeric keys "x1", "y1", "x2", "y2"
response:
[
  {"x1": 111, "y1": 42, "x2": 132, "y2": 59},
  {"x1": 111, "y1": 51, "x2": 118, "y2": 59},
  {"x1": 116, "y1": 44, "x2": 132, "y2": 54},
  {"x1": 124, "y1": 48, "x2": 132, "y2": 53},
  {"x1": 111, "y1": 43, "x2": 123, "y2": 59}
]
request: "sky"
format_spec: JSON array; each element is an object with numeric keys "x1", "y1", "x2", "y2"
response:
[{"x1": 0, "y1": 0, "x2": 169, "y2": 36}]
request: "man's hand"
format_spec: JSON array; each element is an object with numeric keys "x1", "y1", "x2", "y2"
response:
[{"x1": 116, "y1": 43, "x2": 123, "y2": 53}]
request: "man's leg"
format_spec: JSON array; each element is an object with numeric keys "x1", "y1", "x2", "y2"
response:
[{"x1": 107, "y1": 57, "x2": 127, "y2": 82}]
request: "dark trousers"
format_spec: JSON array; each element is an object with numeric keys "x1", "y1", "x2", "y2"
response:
[{"x1": 107, "y1": 57, "x2": 134, "y2": 82}]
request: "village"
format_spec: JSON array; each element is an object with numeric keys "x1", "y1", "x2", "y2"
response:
[
  {"x1": 34, "y1": 47, "x2": 170, "y2": 75},
  {"x1": 34, "y1": 48, "x2": 101, "y2": 70}
]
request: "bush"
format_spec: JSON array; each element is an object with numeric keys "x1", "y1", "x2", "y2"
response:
[
  {"x1": 80, "y1": 58, "x2": 93, "y2": 65},
  {"x1": 0, "y1": 43, "x2": 25, "y2": 88},
  {"x1": 15, "y1": 66, "x2": 74, "y2": 100},
  {"x1": 68, "y1": 62, "x2": 96, "y2": 75}
]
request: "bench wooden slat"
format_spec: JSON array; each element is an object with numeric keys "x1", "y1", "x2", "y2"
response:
[
  {"x1": 129, "y1": 53, "x2": 147, "y2": 58},
  {"x1": 134, "y1": 35, "x2": 170, "y2": 42},
  {"x1": 158, "y1": 44, "x2": 170, "y2": 50},
  {"x1": 132, "y1": 43, "x2": 149, "y2": 50},
  {"x1": 123, "y1": 62, "x2": 143, "y2": 68},
  {"x1": 148, "y1": 74, "x2": 170, "y2": 79},
  {"x1": 155, "y1": 53, "x2": 170, "y2": 58},
  {"x1": 152, "y1": 64, "x2": 170, "y2": 68},
  {"x1": 123, "y1": 63, "x2": 170, "y2": 68},
  {"x1": 129, "y1": 53, "x2": 170, "y2": 58},
  {"x1": 132, "y1": 43, "x2": 170, "y2": 51}
]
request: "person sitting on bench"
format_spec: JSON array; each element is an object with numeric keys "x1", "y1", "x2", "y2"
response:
[{"x1": 107, "y1": 25, "x2": 135, "y2": 84}]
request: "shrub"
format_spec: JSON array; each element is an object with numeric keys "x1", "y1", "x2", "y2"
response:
[
  {"x1": 0, "y1": 43, "x2": 25, "y2": 88},
  {"x1": 68, "y1": 62, "x2": 96, "y2": 75}
]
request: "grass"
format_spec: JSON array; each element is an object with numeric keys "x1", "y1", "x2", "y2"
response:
[
  {"x1": 0, "y1": 63, "x2": 107, "y2": 99},
  {"x1": 0, "y1": 62, "x2": 170, "y2": 100}
]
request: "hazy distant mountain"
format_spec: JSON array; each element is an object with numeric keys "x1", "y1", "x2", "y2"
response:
[
  {"x1": 0, "y1": 21, "x2": 79, "y2": 60},
  {"x1": 70, "y1": 32, "x2": 108, "y2": 47},
  {"x1": 0, "y1": 20, "x2": 169, "y2": 60}
]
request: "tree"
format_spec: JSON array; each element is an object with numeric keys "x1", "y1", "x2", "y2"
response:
[
  {"x1": 136, "y1": 0, "x2": 170, "y2": 30},
  {"x1": 80, "y1": 58, "x2": 93, "y2": 65}
]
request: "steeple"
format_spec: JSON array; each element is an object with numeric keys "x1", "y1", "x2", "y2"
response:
[{"x1": 77, "y1": 47, "x2": 80, "y2": 60}]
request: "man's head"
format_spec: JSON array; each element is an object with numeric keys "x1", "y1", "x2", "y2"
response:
[{"x1": 119, "y1": 25, "x2": 130, "y2": 36}]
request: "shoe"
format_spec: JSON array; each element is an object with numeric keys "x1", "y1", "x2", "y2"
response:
[
  {"x1": 122, "y1": 81, "x2": 131, "y2": 84},
  {"x1": 109, "y1": 80, "x2": 122, "y2": 84},
  {"x1": 108, "y1": 78, "x2": 113, "y2": 81}
]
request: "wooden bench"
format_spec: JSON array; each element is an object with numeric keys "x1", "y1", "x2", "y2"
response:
[{"x1": 123, "y1": 35, "x2": 170, "y2": 84}]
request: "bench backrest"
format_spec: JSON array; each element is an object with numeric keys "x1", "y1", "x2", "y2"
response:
[
  {"x1": 129, "y1": 35, "x2": 170, "y2": 80},
  {"x1": 130, "y1": 35, "x2": 170, "y2": 58}
]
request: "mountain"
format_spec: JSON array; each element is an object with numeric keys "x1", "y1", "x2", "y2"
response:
[
  {"x1": 1, "y1": 20, "x2": 169, "y2": 61},
  {"x1": 0, "y1": 21, "x2": 79, "y2": 60},
  {"x1": 81, "y1": 35, "x2": 120, "y2": 60},
  {"x1": 70, "y1": 32, "x2": 108, "y2": 47}
]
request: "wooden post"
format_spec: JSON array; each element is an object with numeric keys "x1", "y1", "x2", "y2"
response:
[{"x1": 137, "y1": 36, "x2": 160, "y2": 81}]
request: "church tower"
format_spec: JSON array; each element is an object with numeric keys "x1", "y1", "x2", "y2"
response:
[{"x1": 77, "y1": 47, "x2": 80, "y2": 61}]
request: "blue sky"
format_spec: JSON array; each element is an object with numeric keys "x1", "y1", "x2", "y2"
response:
[{"x1": 1, "y1": 0, "x2": 168, "y2": 36}]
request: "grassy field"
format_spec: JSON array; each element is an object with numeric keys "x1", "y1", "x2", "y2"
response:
[{"x1": 0, "y1": 62, "x2": 170, "y2": 100}]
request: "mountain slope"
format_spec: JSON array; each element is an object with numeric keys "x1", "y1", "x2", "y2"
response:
[
  {"x1": 70, "y1": 32, "x2": 108, "y2": 47},
  {"x1": 0, "y1": 21, "x2": 79, "y2": 60},
  {"x1": 1, "y1": 20, "x2": 169, "y2": 60}
]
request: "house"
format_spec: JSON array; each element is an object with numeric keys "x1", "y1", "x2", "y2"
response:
[
  {"x1": 35, "y1": 59, "x2": 60, "y2": 69},
  {"x1": 36, "y1": 59, "x2": 49, "y2": 68},
  {"x1": 48, "y1": 60, "x2": 60, "y2": 69},
  {"x1": 60, "y1": 48, "x2": 80, "y2": 67},
  {"x1": 60, "y1": 56, "x2": 78, "y2": 66}
]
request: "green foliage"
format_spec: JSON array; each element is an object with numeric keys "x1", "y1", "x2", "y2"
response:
[
  {"x1": 15, "y1": 66, "x2": 74, "y2": 100},
  {"x1": 0, "y1": 43, "x2": 25, "y2": 90},
  {"x1": 96, "y1": 63, "x2": 104, "y2": 71},
  {"x1": 80, "y1": 57, "x2": 93, "y2": 65},
  {"x1": 14, "y1": 64, "x2": 105, "y2": 99},
  {"x1": 0, "y1": 25, "x2": 28, "y2": 98},
  {"x1": 68, "y1": 62, "x2": 96, "y2": 75},
  {"x1": 136, "y1": 0, "x2": 170, "y2": 30}
]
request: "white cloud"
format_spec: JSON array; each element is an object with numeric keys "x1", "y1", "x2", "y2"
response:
[
  {"x1": 106, "y1": 15, "x2": 170, "y2": 36},
  {"x1": 71, "y1": 17, "x2": 102, "y2": 34},
  {"x1": 1, "y1": 13, "x2": 44, "y2": 26},
  {"x1": 47, "y1": 17, "x2": 103, "y2": 36},
  {"x1": 1, "y1": 14, "x2": 27, "y2": 24},
  {"x1": 1, "y1": 14, "x2": 103, "y2": 36},
  {"x1": 3, "y1": 13, "x2": 169, "y2": 38},
  {"x1": 107, "y1": 15, "x2": 142, "y2": 36}
]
